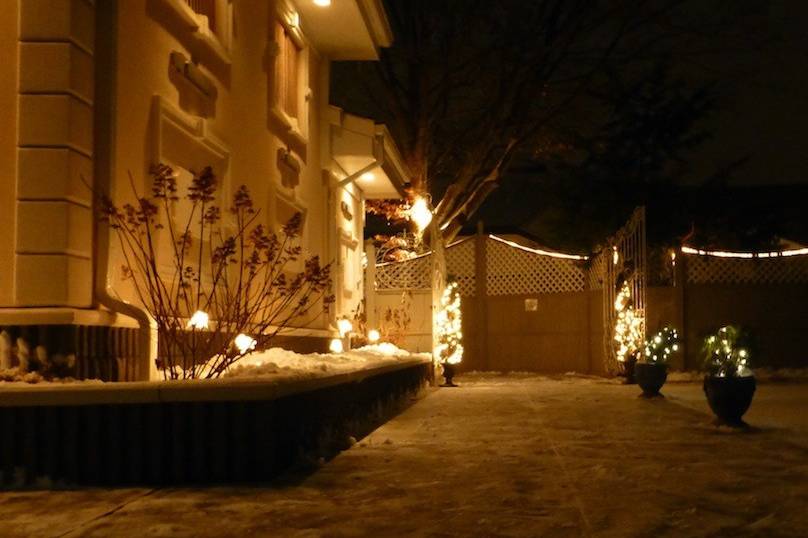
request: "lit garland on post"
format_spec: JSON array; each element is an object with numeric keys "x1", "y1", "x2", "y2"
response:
[
  {"x1": 435, "y1": 281, "x2": 463, "y2": 386},
  {"x1": 613, "y1": 282, "x2": 644, "y2": 363}
]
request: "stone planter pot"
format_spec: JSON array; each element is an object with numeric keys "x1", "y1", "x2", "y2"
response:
[
  {"x1": 636, "y1": 362, "x2": 668, "y2": 397},
  {"x1": 441, "y1": 363, "x2": 458, "y2": 387},
  {"x1": 703, "y1": 375, "x2": 756, "y2": 426}
]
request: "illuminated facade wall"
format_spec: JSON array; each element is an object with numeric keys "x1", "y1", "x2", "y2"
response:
[{"x1": 0, "y1": 0, "x2": 397, "y2": 377}]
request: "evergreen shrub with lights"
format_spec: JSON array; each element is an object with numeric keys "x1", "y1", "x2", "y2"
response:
[
  {"x1": 99, "y1": 164, "x2": 334, "y2": 379},
  {"x1": 702, "y1": 325, "x2": 752, "y2": 378},
  {"x1": 435, "y1": 281, "x2": 463, "y2": 386},
  {"x1": 636, "y1": 326, "x2": 679, "y2": 397},
  {"x1": 643, "y1": 327, "x2": 679, "y2": 364},
  {"x1": 613, "y1": 281, "x2": 644, "y2": 382}
]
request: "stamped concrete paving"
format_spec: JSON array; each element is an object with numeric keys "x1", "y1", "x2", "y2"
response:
[{"x1": 2, "y1": 374, "x2": 808, "y2": 537}]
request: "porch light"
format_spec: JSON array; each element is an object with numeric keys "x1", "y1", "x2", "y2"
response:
[
  {"x1": 367, "y1": 329, "x2": 381, "y2": 343},
  {"x1": 329, "y1": 338, "x2": 344, "y2": 353},
  {"x1": 288, "y1": 11, "x2": 300, "y2": 28},
  {"x1": 409, "y1": 196, "x2": 433, "y2": 231},
  {"x1": 314, "y1": 0, "x2": 331, "y2": 6},
  {"x1": 234, "y1": 333, "x2": 257, "y2": 354},
  {"x1": 187, "y1": 310, "x2": 209, "y2": 330},
  {"x1": 337, "y1": 318, "x2": 353, "y2": 337},
  {"x1": 360, "y1": 172, "x2": 376, "y2": 182}
]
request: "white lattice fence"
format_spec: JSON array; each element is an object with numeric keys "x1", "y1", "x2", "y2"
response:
[
  {"x1": 375, "y1": 254, "x2": 432, "y2": 290},
  {"x1": 445, "y1": 238, "x2": 476, "y2": 296},
  {"x1": 687, "y1": 255, "x2": 808, "y2": 285},
  {"x1": 485, "y1": 237, "x2": 587, "y2": 296}
]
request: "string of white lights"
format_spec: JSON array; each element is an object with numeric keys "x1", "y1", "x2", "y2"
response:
[
  {"x1": 682, "y1": 245, "x2": 808, "y2": 259},
  {"x1": 488, "y1": 235, "x2": 589, "y2": 260}
]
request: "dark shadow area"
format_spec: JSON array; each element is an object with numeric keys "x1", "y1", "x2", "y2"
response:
[{"x1": 0, "y1": 364, "x2": 432, "y2": 490}]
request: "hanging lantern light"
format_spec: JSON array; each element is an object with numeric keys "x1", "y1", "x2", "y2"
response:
[{"x1": 409, "y1": 196, "x2": 433, "y2": 232}]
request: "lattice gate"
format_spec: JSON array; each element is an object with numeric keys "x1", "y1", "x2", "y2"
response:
[{"x1": 598, "y1": 207, "x2": 647, "y2": 374}]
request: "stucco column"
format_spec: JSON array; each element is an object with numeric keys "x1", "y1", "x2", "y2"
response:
[{"x1": 14, "y1": 0, "x2": 95, "y2": 307}]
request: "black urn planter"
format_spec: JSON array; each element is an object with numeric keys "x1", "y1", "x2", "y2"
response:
[
  {"x1": 703, "y1": 375, "x2": 756, "y2": 426},
  {"x1": 622, "y1": 354, "x2": 638, "y2": 384},
  {"x1": 441, "y1": 363, "x2": 458, "y2": 387},
  {"x1": 636, "y1": 362, "x2": 668, "y2": 397}
]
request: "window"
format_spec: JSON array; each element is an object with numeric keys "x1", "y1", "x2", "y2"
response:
[
  {"x1": 276, "y1": 22, "x2": 301, "y2": 121},
  {"x1": 338, "y1": 230, "x2": 360, "y2": 298},
  {"x1": 270, "y1": 5, "x2": 309, "y2": 145},
  {"x1": 186, "y1": 0, "x2": 217, "y2": 31},
  {"x1": 160, "y1": 0, "x2": 233, "y2": 64},
  {"x1": 274, "y1": 192, "x2": 308, "y2": 271},
  {"x1": 151, "y1": 97, "x2": 230, "y2": 277}
]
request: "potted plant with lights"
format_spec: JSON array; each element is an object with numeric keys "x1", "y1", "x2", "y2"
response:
[
  {"x1": 702, "y1": 326, "x2": 756, "y2": 427},
  {"x1": 636, "y1": 327, "x2": 679, "y2": 397},
  {"x1": 435, "y1": 281, "x2": 463, "y2": 387}
]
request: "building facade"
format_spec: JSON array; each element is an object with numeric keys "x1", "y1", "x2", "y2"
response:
[{"x1": 0, "y1": 0, "x2": 408, "y2": 380}]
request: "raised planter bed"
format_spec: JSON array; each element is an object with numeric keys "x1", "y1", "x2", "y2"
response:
[{"x1": 0, "y1": 357, "x2": 432, "y2": 487}]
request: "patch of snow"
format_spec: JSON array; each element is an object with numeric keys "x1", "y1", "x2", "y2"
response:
[
  {"x1": 0, "y1": 367, "x2": 104, "y2": 386},
  {"x1": 221, "y1": 343, "x2": 430, "y2": 380}
]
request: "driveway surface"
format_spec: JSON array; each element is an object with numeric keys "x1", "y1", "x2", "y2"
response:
[{"x1": 1, "y1": 374, "x2": 807, "y2": 537}]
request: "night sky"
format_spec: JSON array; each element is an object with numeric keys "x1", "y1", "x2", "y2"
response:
[
  {"x1": 473, "y1": 0, "x2": 808, "y2": 249},
  {"x1": 335, "y1": 0, "x2": 808, "y2": 251},
  {"x1": 688, "y1": 0, "x2": 808, "y2": 186}
]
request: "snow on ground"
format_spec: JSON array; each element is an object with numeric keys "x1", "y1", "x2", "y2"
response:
[
  {"x1": 3, "y1": 374, "x2": 808, "y2": 537},
  {"x1": 0, "y1": 344, "x2": 430, "y2": 386},
  {"x1": 222, "y1": 343, "x2": 431, "y2": 380}
]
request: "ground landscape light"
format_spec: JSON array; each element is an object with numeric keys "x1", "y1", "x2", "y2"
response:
[
  {"x1": 337, "y1": 318, "x2": 353, "y2": 337},
  {"x1": 367, "y1": 329, "x2": 381, "y2": 343},
  {"x1": 234, "y1": 333, "x2": 257, "y2": 354},
  {"x1": 187, "y1": 310, "x2": 209, "y2": 330},
  {"x1": 329, "y1": 338, "x2": 344, "y2": 353}
]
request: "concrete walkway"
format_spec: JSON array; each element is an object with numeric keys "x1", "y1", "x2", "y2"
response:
[{"x1": 2, "y1": 375, "x2": 808, "y2": 537}]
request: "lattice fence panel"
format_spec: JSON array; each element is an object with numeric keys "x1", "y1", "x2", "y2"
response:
[
  {"x1": 485, "y1": 238, "x2": 587, "y2": 296},
  {"x1": 687, "y1": 255, "x2": 808, "y2": 285},
  {"x1": 375, "y1": 254, "x2": 432, "y2": 290},
  {"x1": 445, "y1": 238, "x2": 476, "y2": 296}
]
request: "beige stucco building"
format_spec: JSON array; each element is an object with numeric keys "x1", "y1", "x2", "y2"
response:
[{"x1": 0, "y1": 0, "x2": 409, "y2": 380}]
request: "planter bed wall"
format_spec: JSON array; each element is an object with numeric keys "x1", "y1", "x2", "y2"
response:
[{"x1": 0, "y1": 359, "x2": 431, "y2": 487}]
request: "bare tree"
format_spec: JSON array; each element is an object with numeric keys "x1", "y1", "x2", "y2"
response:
[
  {"x1": 99, "y1": 164, "x2": 334, "y2": 379},
  {"x1": 334, "y1": 0, "x2": 764, "y2": 243}
]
